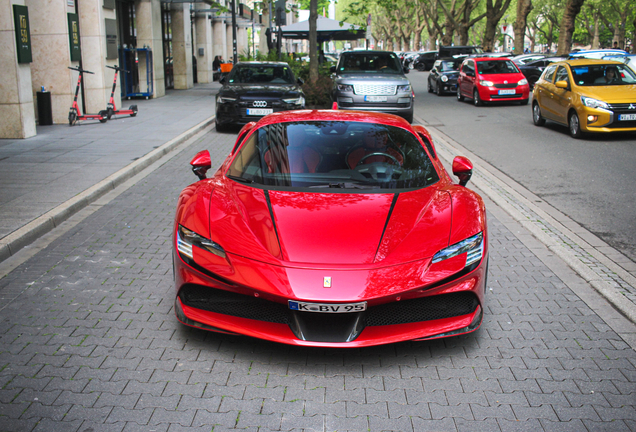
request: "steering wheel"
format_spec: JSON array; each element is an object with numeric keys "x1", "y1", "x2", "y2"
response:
[{"x1": 356, "y1": 152, "x2": 400, "y2": 167}]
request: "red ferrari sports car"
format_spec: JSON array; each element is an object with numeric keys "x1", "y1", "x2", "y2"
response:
[{"x1": 173, "y1": 110, "x2": 488, "y2": 347}]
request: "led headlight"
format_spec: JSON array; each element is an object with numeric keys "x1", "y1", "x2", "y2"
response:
[
  {"x1": 177, "y1": 225, "x2": 226, "y2": 260},
  {"x1": 479, "y1": 80, "x2": 494, "y2": 87},
  {"x1": 397, "y1": 84, "x2": 412, "y2": 92},
  {"x1": 518, "y1": 78, "x2": 528, "y2": 85},
  {"x1": 283, "y1": 95, "x2": 305, "y2": 106},
  {"x1": 218, "y1": 96, "x2": 237, "y2": 103},
  {"x1": 337, "y1": 84, "x2": 353, "y2": 92},
  {"x1": 432, "y1": 232, "x2": 483, "y2": 267},
  {"x1": 581, "y1": 96, "x2": 609, "y2": 110},
  {"x1": 441, "y1": 75, "x2": 449, "y2": 82}
]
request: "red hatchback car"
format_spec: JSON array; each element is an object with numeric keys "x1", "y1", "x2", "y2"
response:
[
  {"x1": 457, "y1": 57, "x2": 530, "y2": 106},
  {"x1": 173, "y1": 110, "x2": 488, "y2": 347}
]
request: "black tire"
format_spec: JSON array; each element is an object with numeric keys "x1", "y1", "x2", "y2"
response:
[
  {"x1": 129, "y1": 105, "x2": 138, "y2": 117},
  {"x1": 568, "y1": 110, "x2": 583, "y2": 139},
  {"x1": 520, "y1": 98, "x2": 529, "y2": 105},
  {"x1": 428, "y1": 80, "x2": 433, "y2": 93},
  {"x1": 457, "y1": 87, "x2": 464, "y2": 101},
  {"x1": 68, "y1": 111, "x2": 76, "y2": 126},
  {"x1": 107, "y1": 107, "x2": 114, "y2": 120},
  {"x1": 416, "y1": 63, "x2": 425, "y2": 72},
  {"x1": 98, "y1": 110, "x2": 108, "y2": 123},
  {"x1": 532, "y1": 102, "x2": 546, "y2": 126},
  {"x1": 216, "y1": 120, "x2": 230, "y2": 132},
  {"x1": 473, "y1": 89, "x2": 483, "y2": 106},
  {"x1": 436, "y1": 81, "x2": 442, "y2": 96}
]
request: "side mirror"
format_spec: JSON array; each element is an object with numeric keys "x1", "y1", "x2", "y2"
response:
[
  {"x1": 555, "y1": 80, "x2": 568, "y2": 89},
  {"x1": 452, "y1": 156, "x2": 473, "y2": 187},
  {"x1": 297, "y1": 78, "x2": 304, "y2": 85},
  {"x1": 403, "y1": 67, "x2": 410, "y2": 74},
  {"x1": 191, "y1": 150, "x2": 211, "y2": 180},
  {"x1": 329, "y1": 66, "x2": 336, "y2": 73},
  {"x1": 466, "y1": 71, "x2": 474, "y2": 77}
]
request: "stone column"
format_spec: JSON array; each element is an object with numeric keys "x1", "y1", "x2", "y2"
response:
[
  {"x1": 195, "y1": 12, "x2": 212, "y2": 83},
  {"x1": 226, "y1": 22, "x2": 233, "y2": 62},
  {"x1": 212, "y1": 18, "x2": 226, "y2": 62},
  {"x1": 258, "y1": 11, "x2": 270, "y2": 55},
  {"x1": 136, "y1": 0, "x2": 165, "y2": 98},
  {"x1": 0, "y1": 0, "x2": 35, "y2": 138},
  {"x1": 171, "y1": 3, "x2": 193, "y2": 89}
]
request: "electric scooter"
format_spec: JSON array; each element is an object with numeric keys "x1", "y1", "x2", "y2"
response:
[
  {"x1": 105, "y1": 65, "x2": 138, "y2": 120},
  {"x1": 68, "y1": 66, "x2": 108, "y2": 126}
]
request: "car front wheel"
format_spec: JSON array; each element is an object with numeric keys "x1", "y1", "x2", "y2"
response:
[
  {"x1": 473, "y1": 89, "x2": 483, "y2": 106},
  {"x1": 568, "y1": 110, "x2": 584, "y2": 139},
  {"x1": 532, "y1": 102, "x2": 546, "y2": 126},
  {"x1": 457, "y1": 87, "x2": 464, "y2": 101}
]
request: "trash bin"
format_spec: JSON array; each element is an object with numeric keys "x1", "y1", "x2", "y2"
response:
[{"x1": 37, "y1": 91, "x2": 53, "y2": 126}]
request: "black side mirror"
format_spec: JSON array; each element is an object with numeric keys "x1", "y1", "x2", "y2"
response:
[{"x1": 297, "y1": 78, "x2": 304, "y2": 85}]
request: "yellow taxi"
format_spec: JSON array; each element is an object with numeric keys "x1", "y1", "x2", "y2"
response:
[{"x1": 532, "y1": 59, "x2": 636, "y2": 138}]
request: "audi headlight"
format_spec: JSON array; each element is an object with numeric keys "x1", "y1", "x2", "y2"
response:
[
  {"x1": 218, "y1": 96, "x2": 237, "y2": 104},
  {"x1": 397, "y1": 84, "x2": 412, "y2": 92},
  {"x1": 518, "y1": 78, "x2": 528, "y2": 86},
  {"x1": 479, "y1": 80, "x2": 494, "y2": 87},
  {"x1": 441, "y1": 75, "x2": 449, "y2": 82},
  {"x1": 432, "y1": 232, "x2": 483, "y2": 267},
  {"x1": 177, "y1": 225, "x2": 226, "y2": 260},
  {"x1": 581, "y1": 96, "x2": 609, "y2": 110},
  {"x1": 283, "y1": 95, "x2": 305, "y2": 106},
  {"x1": 337, "y1": 84, "x2": 353, "y2": 92}
]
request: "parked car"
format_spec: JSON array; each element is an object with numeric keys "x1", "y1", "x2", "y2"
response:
[
  {"x1": 457, "y1": 57, "x2": 530, "y2": 106},
  {"x1": 511, "y1": 53, "x2": 547, "y2": 65},
  {"x1": 532, "y1": 59, "x2": 636, "y2": 138},
  {"x1": 568, "y1": 49, "x2": 628, "y2": 60},
  {"x1": 517, "y1": 57, "x2": 563, "y2": 89},
  {"x1": 215, "y1": 62, "x2": 305, "y2": 132},
  {"x1": 331, "y1": 50, "x2": 414, "y2": 123},
  {"x1": 414, "y1": 51, "x2": 438, "y2": 71},
  {"x1": 173, "y1": 110, "x2": 488, "y2": 347},
  {"x1": 438, "y1": 45, "x2": 483, "y2": 59},
  {"x1": 428, "y1": 58, "x2": 462, "y2": 95},
  {"x1": 603, "y1": 54, "x2": 636, "y2": 74}
]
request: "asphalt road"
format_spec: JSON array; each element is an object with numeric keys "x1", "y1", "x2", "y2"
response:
[{"x1": 409, "y1": 70, "x2": 636, "y2": 260}]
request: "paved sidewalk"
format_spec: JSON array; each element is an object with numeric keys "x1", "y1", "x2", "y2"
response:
[{"x1": 0, "y1": 82, "x2": 220, "y2": 262}]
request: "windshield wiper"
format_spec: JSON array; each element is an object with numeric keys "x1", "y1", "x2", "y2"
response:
[
  {"x1": 226, "y1": 174, "x2": 253, "y2": 184},
  {"x1": 309, "y1": 182, "x2": 373, "y2": 189}
]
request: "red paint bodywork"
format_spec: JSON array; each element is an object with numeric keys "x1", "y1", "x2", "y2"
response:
[
  {"x1": 173, "y1": 110, "x2": 488, "y2": 347},
  {"x1": 458, "y1": 57, "x2": 530, "y2": 103}
]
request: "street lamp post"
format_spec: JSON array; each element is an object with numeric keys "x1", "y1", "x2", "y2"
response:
[{"x1": 231, "y1": 0, "x2": 237, "y2": 63}]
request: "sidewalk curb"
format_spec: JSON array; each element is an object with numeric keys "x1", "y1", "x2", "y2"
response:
[
  {"x1": 0, "y1": 116, "x2": 216, "y2": 263},
  {"x1": 417, "y1": 116, "x2": 636, "y2": 325}
]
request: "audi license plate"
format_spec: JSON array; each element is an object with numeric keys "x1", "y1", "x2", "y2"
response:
[
  {"x1": 288, "y1": 300, "x2": 367, "y2": 313},
  {"x1": 365, "y1": 96, "x2": 388, "y2": 102},
  {"x1": 619, "y1": 113, "x2": 636, "y2": 121},
  {"x1": 498, "y1": 89, "x2": 515, "y2": 95},
  {"x1": 247, "y1": 108, "x2": 273, "y2": 116}
]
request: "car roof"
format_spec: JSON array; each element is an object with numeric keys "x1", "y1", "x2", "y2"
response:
[
  {"x1": 556, "y1": 58, "x2": 626, "y2": 66},
  {"x1": 253, "y1": 110, "x2": 413, "y2": 129},
  {"x1": 468, "y1": 57, "x2": 514, "y2": 62},
  {"x1": 235, "y1": 61, "x2": 290, "y2": 66}
]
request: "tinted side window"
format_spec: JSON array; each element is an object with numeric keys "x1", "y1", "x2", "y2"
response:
[{"x1": 542, "y1": 64, "x2": 557, "y2": 82}]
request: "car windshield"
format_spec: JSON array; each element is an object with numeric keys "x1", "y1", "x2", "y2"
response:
[
  {"x1": 339, "y1": 53, "x2": 403, "y2": 74},
  {"x1": 441, "y1": 60, "x2": 461, "y2": 71},
  {"x1": 477, "y1": 60, "x2": 519, "y2": 74},
  {"x1": 228, "y1": 65, "x2": 294, "y2": 84},
  {"x1": 570, "y1": 64, "x2": 636, "y2": 86},
  {"x1": 227, "y1": 121, "x2": 439, "y2": 191}
]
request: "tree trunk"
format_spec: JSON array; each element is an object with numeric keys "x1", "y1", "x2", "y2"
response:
[
  {"x1": 513, "y1": 0, "x2": 533, "y2": 53},
  {"x1": 481, "y1": 0, "x2": 513, "y2": 52},
  {"x1": 555, "y1": 0, "x2": 586, "y2": 56},
  {"x1": 632, "y1": 14, "x2": 636, "y2": 53},
  {"x1": 309, "y1": 0, "x2": 318, "y2": 84},
  {"x1": 592, "y1": 12, "x2": 600, "y2": 49}
]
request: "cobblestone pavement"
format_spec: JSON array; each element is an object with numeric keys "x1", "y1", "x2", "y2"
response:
[{"x1": 0, "y1": 130, "x2": 635, "y2": 432}]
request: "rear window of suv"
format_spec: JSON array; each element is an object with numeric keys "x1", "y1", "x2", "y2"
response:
[{"x1": 339, "y1": 53, "x2": 403, "y2": 74}]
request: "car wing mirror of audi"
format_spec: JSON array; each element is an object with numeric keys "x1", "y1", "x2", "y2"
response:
[
  {"x1": 452, "y1": 156, "x2": 473, "y2": 187},
  {"x1": 191, "y1": 150, "x2": 212, "y2": 180}
]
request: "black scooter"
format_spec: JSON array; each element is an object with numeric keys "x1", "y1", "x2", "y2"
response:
[
  {"x1": 67, "y1": 67, "x2": 108, "y2": 125},
  {"x1": 105, "y1": 65, "x2": 138, "y2": 120}
]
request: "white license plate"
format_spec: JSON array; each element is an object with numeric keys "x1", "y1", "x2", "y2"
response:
[
  {"x1": 498, "y1": 89, "x2": 516, "y2": 95},
  {"x1": 365, "y1": 96, "x2": 388, "y2": 102},
  {"x1": 247, "y1": 108, "x2": 273, "y2": 116},
  {"x1": 619, "y1": 113, "x2": 636, "y2": 121},
  {"x1": 288, "y1": 300, "x2": 367, "y2": 313}
]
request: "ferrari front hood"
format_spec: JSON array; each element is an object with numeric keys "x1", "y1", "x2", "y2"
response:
[{"x1": 214, "y1": 182, "x2": 452, "y2": 266}]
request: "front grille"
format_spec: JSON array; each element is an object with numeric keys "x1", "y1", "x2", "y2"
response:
[
  {"x1": 366, "y1": 292, "x2": 478, "y2": 326},
  {"x1": 491, "y1": 94, "x2": 523, "y2": 99},
  {"x1": 179, "y1": 284, "x2": 289, "y2": 323},
  {"x1": 354, "y1": 84, "x2": 396, "y2": 96},
  {"x1": 608, "y1": 103, "x2": 636, "y2": 110},
  {"x1": 494, "y1": 83, "x2": 518, "y2": 89},
  {"x1": 607, "y1": 119, "x2": 636, "y2": 128}
]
